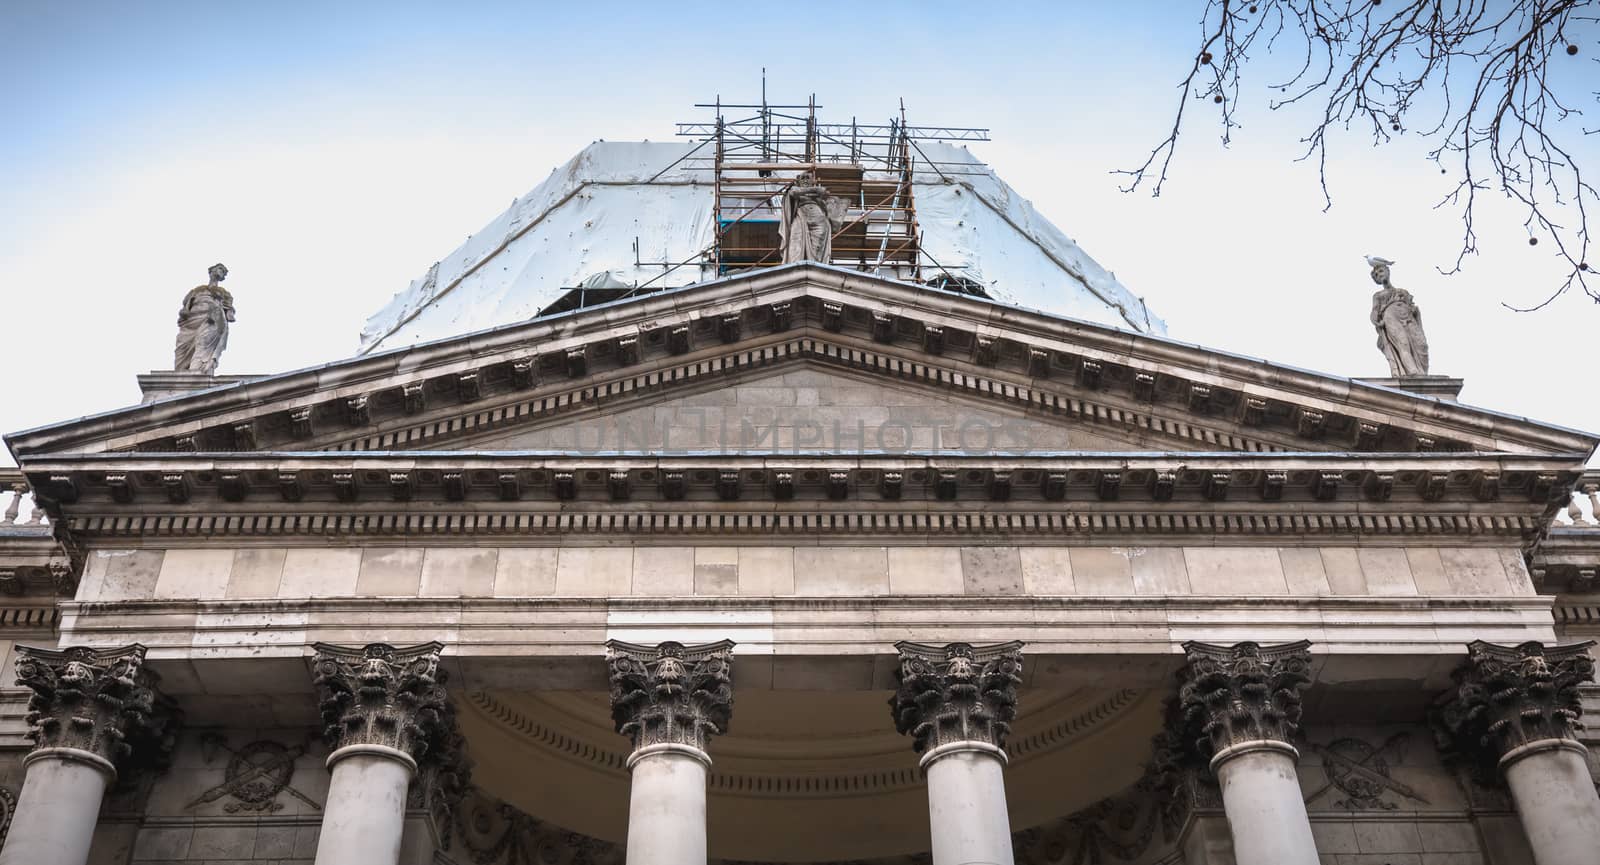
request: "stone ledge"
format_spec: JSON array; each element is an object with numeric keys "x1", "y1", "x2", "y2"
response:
[
  {"x1": 52, "y1": 594, "x2": 1557, "y2": 699},
  {"x1": 1355, "y1": 376, "x2": 1466, "y2": 402},
  {"x1": 136, "y1": 371, "x2": 261, "y2": 404}
]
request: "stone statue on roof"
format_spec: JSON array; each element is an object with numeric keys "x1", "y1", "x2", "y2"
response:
[
  {"x1": 780, "y1": 177, "x2": 848, "y2": 264},
  {"x1": 173, "y1": 263, "x2": 235, "y2": 375},
  {"x1": 1367, "y1": 256, "x2": 1429, "y2": 377}
]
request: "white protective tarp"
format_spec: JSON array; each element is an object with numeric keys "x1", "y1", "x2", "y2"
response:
[{"x1": 360, "y1": 141, "x2": 1163, "y2": 353}]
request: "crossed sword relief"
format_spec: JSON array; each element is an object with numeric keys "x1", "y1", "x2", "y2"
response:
[
  {"x1": 1305, "y1": 732, "x2": 1429, "y2": 808},
  {"x1": 187, "y1": 734, "x2": 323, "y2": 812}
]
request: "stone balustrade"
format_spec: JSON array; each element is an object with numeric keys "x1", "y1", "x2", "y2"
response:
[
  {"x1": 1552, "y1": 470, "x2": 1600, "y2": 529},
  {"x1": 0, "y1": 471, "x2": 46, "y2": 529}
]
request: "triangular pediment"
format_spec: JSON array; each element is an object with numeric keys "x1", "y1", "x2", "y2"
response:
[
  {"x1": 455, "y1": 363, "x2": 1172, "y2": 455},
  {"x1": 8, "y1": 263, "x2": 1595, "y2": 463}
]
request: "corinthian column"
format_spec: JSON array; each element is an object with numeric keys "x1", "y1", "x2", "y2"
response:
[
  {"x1": 1174, "y1": 640, "x2": 1317, "y2": 865},
  {"x1": 1435, "y1": 640, "x2": 1600, "y2": 865},
  {"x1": 890, "y1": 640, "x2": 1024, "y2": 865},
  {"x1": 0, "y1": 645, "x2": 162, "y2": 865},
  {"x1": 606, "y1": 639, "x2": 734, "y2": 865},
  {"x1": 310, "y1": 642, "x2": 462, "y2": 865}
]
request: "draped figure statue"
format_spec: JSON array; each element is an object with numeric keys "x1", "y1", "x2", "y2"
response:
[
  {"x1": 780, "y1": 179, "x2": 847, "y2": 264},
  {"x1": 173, "y1": 263, "x2": 235, "y2": 375},
  {"x1": 1367, "y1": 256, "x2": 1429, "y2": 377}
]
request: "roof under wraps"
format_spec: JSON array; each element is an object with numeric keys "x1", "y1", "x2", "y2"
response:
[{"x1": 360, "y1": 125, "x2": 1164, "y2": 355}]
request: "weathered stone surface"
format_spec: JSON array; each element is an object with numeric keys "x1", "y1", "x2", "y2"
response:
[
  {"x1": 355, "y1": 549, "x2": 424, "y2": 597},
  {"x1": 606, "y1": 640, "x2": 733, "y2": 755},
  {"x1": 227, "y1": 548, "x2": 286, "y2": 598},
  {"x1": 1176, "y1": 640, "x2": 1313, "y2": 761},
  {"x1": 890, "y1": 641, "x2": 1023, "y2": 754},
  {"x1": 1433, "y1": 640, "x2": 1596, "y2": 778},
  {"x1": 14, "y1": 644, "x2": 163, "y2": 766},
  {"x1": 420, "y1": 548, "x2": 497, "y2": 598},
  {"x1": 888, "y1": 547, "x2": 964, "y2": 595},
  {"x1": 172, "y1": 263, "x2": 234, "y2": 375},
  {"x1": 692, "y1": 548, "x2": 739, "y2": 595},
  {"x1": 310, "y1": 642, "x2": 457, "y2": 768},
  {"x1": 152, "y1": 549, "x2": 233, "y2": 600},
  {"x1": 280, "y1": 549, "x2": 360, "y2": 599},
  {"x1": 492, "y1": 548, "x2": 557, "y2": 597},
  {"x1": 1367, "y1": 257, "x2": 1429, "y2": 378}
]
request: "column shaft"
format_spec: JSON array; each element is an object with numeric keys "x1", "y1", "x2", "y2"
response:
[
  {"x1": 923, "y1": 746, "x2": 1014, "y2": 865},
  {"x1": 308, "y1": 642, "x2": 459, "y2": 865},
  {"x1": 1434, "y1": 640, "x2": 1600, "y2": 865},
  {"x1": 3, "y1": 644, "x2": 163, "y2": 865},
  {"x1": 891, "y1": 641, "x2": 1024, "y2": 865},
  {"x1": 607, "y1": 640, "x2": 734, "y2": 865},
  {"x1": 626, "y1": 746, "x2": 710, "y2": 865},
  {"x1": 1501, "y1": 741, "x2": 1600, "y2": 865},
  {"x1": 314, "y1": 750, "x2": 414, "y2": 865},
  {"x1": 0, "y1": 754, "x2": 112, "y2": 865},
  {"x1": 1169, "y1": 640, "x2": 1316, "y2": 865},
  {"x1": 1212, "y1": 743, "x2": 1319, "y2": 865}
]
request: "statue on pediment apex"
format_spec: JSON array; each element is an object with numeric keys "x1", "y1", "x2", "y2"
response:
[
  {"x1": 174, "y1": 263, "x2": 235, "y2": 375},
  {"x1": 1367, "y1": 256, "x2": 1429, "y2": 377},
  {"x1": 780, "y1": 176, "x2": 847, "y2": 264}
]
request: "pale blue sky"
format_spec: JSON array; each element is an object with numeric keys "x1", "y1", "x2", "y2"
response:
[{"x1": 3, "y1": 1, "x2": 1597, "y2": 461}]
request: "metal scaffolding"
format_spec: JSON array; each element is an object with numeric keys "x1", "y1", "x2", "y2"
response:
[{"x1": 675, "y1": 94, "x2": 990, "y2": 280}]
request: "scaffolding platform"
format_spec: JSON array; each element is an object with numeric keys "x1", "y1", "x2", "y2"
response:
[{"x1": 676, "y1": 96, "x2": 989, "y2": 280}]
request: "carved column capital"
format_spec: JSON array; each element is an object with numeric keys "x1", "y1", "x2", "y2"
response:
[
  {"x1": 1175, "y1": 640, "x2": 1312, "y2": 767},
  {"x1": 14, "y1": 643, "x2": 170, "y2": 776},
  {"x1": 606, "y1": 640, "x2": 734, "y2": 758},
  {"x1": 311, "y1": 641, "x2": 457, "y2": 773},
  {"x1": 1434, "y1": 640, "x2": 1596, "y2": 777},
  {"x1": 890, "y1": 641, "x2": 1024, "y2": 757}
]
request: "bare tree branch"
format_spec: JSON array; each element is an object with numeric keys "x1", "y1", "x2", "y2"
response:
[{"x1": 1121, "y1": 0, "x2": 1597, "y2": 308}]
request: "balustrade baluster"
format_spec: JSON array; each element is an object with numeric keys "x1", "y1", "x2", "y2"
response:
[{"x1": 2, "y1": 485, "x2": 22, "y2": 525}]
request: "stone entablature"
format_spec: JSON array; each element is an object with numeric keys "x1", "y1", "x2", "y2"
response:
[
  {"x1": 24, "y1": 452, "x2": 1575, "y2": 510},
  {"x1": 11, "y1": 266, "x2": 1592, "y2": 462},
  {"x1": 73, "y1": 543, "x2": 1537, "y2": 602},
  {"x1": 21, "y1": 454, "x2": 1576, "y2": 555},
  {"x1": 56, "y1": 596, "x2": 1558, "y2": 731}
]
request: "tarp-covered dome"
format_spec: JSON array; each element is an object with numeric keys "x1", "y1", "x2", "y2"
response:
[{"x1": 360, "y1": 140, "x2": 1163, "y2": 353}]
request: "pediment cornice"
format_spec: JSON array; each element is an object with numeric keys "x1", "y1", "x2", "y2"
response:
[
  {"x1": 20, "y1": 451, "x2": 1580, "y2": 547},
  {"x1": 8, "y1": 264, "x2": 1595, "y2": 462}
]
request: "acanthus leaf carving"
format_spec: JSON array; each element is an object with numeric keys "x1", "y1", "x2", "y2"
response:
[
  {"x1": 14, "y1": 643, "x2": 168, "y2": 770},
  {"x1": 311, "y1": 641, "x2": 460, "y2": 771},
  {"x1": 606, "y1": 639, "x2": 734, "y2": 755},
  {"x1": 1176, "y1": 640, "x2": 1312, "y2": 763},
  {"x1": 890, "y1": 640, "x2": 1024, "y2": 754},
  {"x1": 1431, "y1": 639, "x2": 1596, "y2": 782}
]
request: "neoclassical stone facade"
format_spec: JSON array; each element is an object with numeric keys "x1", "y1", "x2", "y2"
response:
[{"x1": 2, "y1": 261, "x2": 1600, "y2": 865}]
